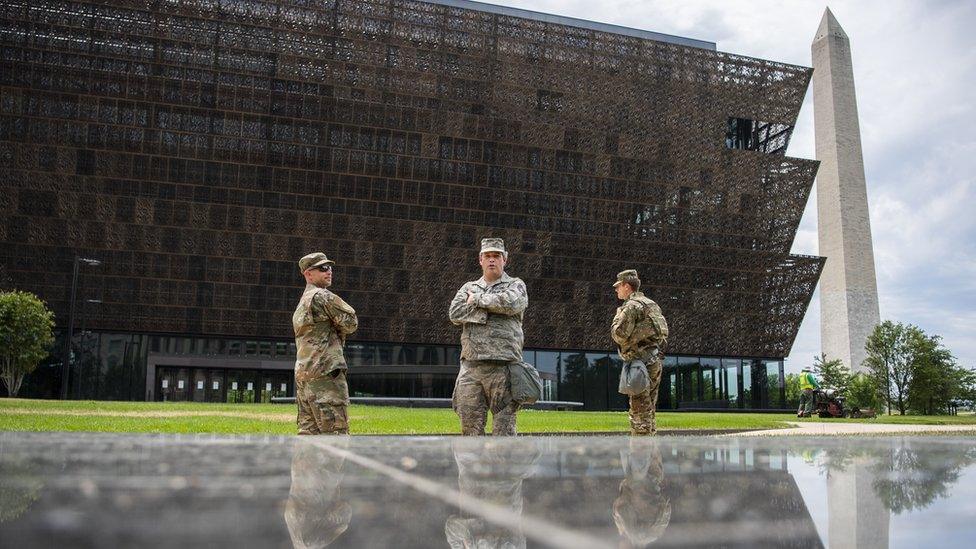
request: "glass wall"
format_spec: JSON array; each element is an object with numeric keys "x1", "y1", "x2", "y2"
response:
[
  {"x1": 764, "y1": 360, "x2": 785, "y2": 408},
  {"x1": 677, "y1": 356, "x2": 700, "y2": 404},
  {"x1": 13, "y1": 331, "x2": 789, "y2": 410},
  {"x1": 741, "y1": 360, "x2": 753, "y2": 410},
  {"x1": 534, "y1": 351, "x2": 560, "y2": 401},
  {"x1": 558, "y1": 352, "x2": 587, "y2": 406},
  {"x1": 722, "y1": 359, "x2": 740, "y2": 408},
  {"x1": 700, "y1": 358, "x2": 721, "y2": 405},
  {"x1": 348, "y1": 373, "x2": 456, "y2": 399},
  {"x1": 605, "y1": 355, "x2": 629, "y2": 411},
  {"x1": 583, "y1": 352, "x2": 610, "y2": 411},
  {"x1": 662, "y1": 356, "x2": 678, "y2": 410}
]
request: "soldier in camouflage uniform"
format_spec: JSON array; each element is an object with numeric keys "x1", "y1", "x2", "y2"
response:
[
  {"x1": 612, "y1": 438, "x2": 671, "y2": 548},
  {"x1": 445, "y1": 437, "x2": 541, "y2": 548},
  {"x1": 611, "y1": 270, "x2": 669, "y2": 435},
  {"x1": 293, "y1": 252, "x2": 358, "y2": 435},
  {"x1": 285, "y1": 438, "x2": 352, "y2": 547},
  {"x1": 448, "y1": 238, "x2": 528, "y2": 436}
]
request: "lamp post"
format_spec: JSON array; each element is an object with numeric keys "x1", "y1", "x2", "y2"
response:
[
  {"x1": 60, "y1": 256, "x2": 101, "y2": 400},
  {"x1": 75, "y1": 298, "x2": 102, "y2": 399}
]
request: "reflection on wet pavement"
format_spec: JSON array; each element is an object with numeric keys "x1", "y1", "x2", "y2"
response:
[{"x1": 1, "y1": 433, "x2": 974, "y2": 548}]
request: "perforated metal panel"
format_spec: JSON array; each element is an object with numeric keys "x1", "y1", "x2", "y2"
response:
[{"x1": 0, "y1": 0, "x2": 822, "y2": 358}]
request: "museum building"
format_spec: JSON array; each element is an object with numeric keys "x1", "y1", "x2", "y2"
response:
[{"x1": 0, "y1": 0, "x2": 823, "y2": 410}]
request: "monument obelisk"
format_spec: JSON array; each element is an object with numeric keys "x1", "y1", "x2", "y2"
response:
[{"x1": 812, "y1": 8, "x2": 880, "y2": 373}]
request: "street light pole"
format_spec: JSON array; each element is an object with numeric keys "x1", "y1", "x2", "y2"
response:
[
  {"x1": 60, "y1": 256, "x2": 101, "y2": 400},
  {"x1": 76, "y1": 298, "x2": 102, "y2": 399}
]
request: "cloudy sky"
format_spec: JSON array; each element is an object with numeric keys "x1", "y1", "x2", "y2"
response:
[{"x1": 481, "y1": 0, "x2": 976, "y2": 372}]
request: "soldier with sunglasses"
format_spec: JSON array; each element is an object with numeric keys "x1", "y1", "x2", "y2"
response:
[{"x1": 292, "y1": 252, "x2": 358, "y2": 435}]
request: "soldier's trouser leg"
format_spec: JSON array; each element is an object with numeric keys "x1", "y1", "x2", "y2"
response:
[
  {"x1": 453, "y1": 360, "x2": 520, "y2": 436},
  {"x1": 453, "y1": 361, "x2": 488, "y2": 435},
  {"x1": 484, "y1": 362, "x2": 519, "y2": 436},
  {"x1": 629, "y1": 358, "x2": 662, "y2": 435},
  {"x1": 296, "y1": 370, "x2": 350, "y2": 435}
]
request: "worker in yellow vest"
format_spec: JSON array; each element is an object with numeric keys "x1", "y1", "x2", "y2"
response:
[{"x1": 797, "y1": 367, "x2": 820, "y2": 418}]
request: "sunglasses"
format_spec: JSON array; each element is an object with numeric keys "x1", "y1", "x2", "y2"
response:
[{"x1": 311, "y1": 265, "x2": 333, "y2": 273}]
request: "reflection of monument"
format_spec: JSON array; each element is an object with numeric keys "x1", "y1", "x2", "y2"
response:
[
  {"x1": 813, "y1": 8, "x2": 881, "y2": 373},
  {"x1": 285, "y1": 439, "x2": 352, "y2": 549},
  {"x1": 827, "y1": 456, "x2": 890, "y2": 549},
  {"x1": 445, "y1": 438, "x2": 541, "y2": 549},
  {"x1": 818, "y1": 439, "x2": 976, "y2": 549},
  {"x1": 613, "y1": 439, "x2": 670, "y2": 548}
]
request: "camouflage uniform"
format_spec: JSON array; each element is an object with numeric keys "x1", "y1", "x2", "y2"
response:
[
  {"x1": 293, "y1": 254, "x2": 358, "y2": 435},
  {"x1": 612, "y1": 270, "x2": 668, "y2": 435},
  {"x1": 445, "y1": 437, "x2": 541, "y2": 549},
  {"x1": 285, "y1": 438, "x2": 352, "y2": 548},
  {"x1": 613, "y1": 438, "x2": 670, "y2": 548},
  {"x1": 448, "y1": 240, "x2": 528, "y2": 436}
]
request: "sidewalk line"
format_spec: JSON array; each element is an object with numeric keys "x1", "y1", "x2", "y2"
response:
[
  {"x1": 308, "y1": 438, "x2": 613, "y2": 549},
  {"x1": 720, "y1": 421, "x2": 976, "y2": 437}
]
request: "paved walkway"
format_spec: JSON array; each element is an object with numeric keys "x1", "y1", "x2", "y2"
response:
[{"x1": 728, "y1": 421, "x2": 976, "y2": 437}]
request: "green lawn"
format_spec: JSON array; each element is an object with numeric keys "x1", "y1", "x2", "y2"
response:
[{"x1": 1, "y1": 398, "x2": 974, "y2": 435}]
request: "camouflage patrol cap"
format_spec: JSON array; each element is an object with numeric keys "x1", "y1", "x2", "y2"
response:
[
  {"x1": 613, "y1": 269, "x2": 640, "y2": 287},
  {"x1": 298, "y1": 252, "x2": 335, "y2": 272},
  {"x1": 480, "y1": 237, "x2": 507, "y2": 255}
]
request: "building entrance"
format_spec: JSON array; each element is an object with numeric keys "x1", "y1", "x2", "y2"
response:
[{"x1": 156, "y1": 366, "x2": 293, "y2": 403}]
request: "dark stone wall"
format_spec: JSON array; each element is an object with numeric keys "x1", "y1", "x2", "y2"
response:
[{"x1": 0, "y1": 0, "x2": 822, "y2": 357}]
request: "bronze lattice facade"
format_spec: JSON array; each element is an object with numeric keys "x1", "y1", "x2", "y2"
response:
[{"x1": 0, "y1": 0, "x2": 822, "y2": 408}]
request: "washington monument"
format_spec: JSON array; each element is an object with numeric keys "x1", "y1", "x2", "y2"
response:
[{"x1": 812, "y1": 8, "x2": 881, "y2": 373}]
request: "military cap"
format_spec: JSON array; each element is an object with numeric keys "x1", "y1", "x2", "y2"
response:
[
  {"x1": 480, "y1": 237, "x2": 507, "y2": 255},
  {"x1": 613, "y1": 269, "x2": 640, "y2": 287},
  {"x1": 298, "y1": 252, "x2": 335, "y2": 272}
]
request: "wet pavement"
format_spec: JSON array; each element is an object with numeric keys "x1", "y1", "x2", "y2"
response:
[{"x1": 1, "y1": 432, "x2": 975, "y2": 548}]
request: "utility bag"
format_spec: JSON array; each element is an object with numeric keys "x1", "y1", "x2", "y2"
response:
[
  {"x1": 509, "y1": 361, "x2": 543, "y2": 405},
  {"x1": 618, "y1": 359, "x2": 650, "y2": 396}
]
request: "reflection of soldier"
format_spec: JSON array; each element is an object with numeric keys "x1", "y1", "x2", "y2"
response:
[
  {"x1": 445, "y1": 438, "x2": 541, "y2": 549},
  {"x1": 448, "y1": 238, "x2": 529, "y2": 436},
  {"x1": 611, "y1": 269, "x2": 668, "y2": 435},
  {"x1": 613, "y1": 438, "x2": 670, "y2": 548},
  {"x1": 293, "y1": 252, "x2": 359, "y2": 435},
  {"x1": 285, "y1": 439, "x2": 352, "y2": 549}
]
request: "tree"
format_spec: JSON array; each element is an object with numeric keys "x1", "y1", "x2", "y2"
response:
[
  {"x1": 865, "y1": 321, "x2": 971, "y2": 415},
  {"x1": 0, "y1": 291, "x2": 55, "y2": 397},
  {"x1": 864, "y1": 321, "x2": 915, "y2": 415},
  {"x1": 871, "y1": 443, "x2": 976, "y2": 514},
  {"x1": 784, "y1": 373, "x2": 802, "y2": 409},
  {"x1": 907, "y1": 331, "x2": 957, "y2": 415},
  {"x1": 812, "y1": 353, "x2": 851, "y2": 394},
  {"x1": 953, "y1": 367, "x2": 976, "y2": 410},
  {"x1": 846, "y1": 373, "x2": 881, "y2": 412}
]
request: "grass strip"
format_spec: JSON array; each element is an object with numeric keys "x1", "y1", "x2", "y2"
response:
[{"x1": 1, "y1": 398, "x2": 972, "y2": 435}]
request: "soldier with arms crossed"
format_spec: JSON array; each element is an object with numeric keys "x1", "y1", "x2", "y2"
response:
[
  {"x1": 292, "y1": 252, "x2": 358, "y2": 435},
  {"x1": 449, "y1": 238, "x2": 528, "y2": 436},
  {"x1": 612, "y1": 269, "x2": 669, "y2": 435}
]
